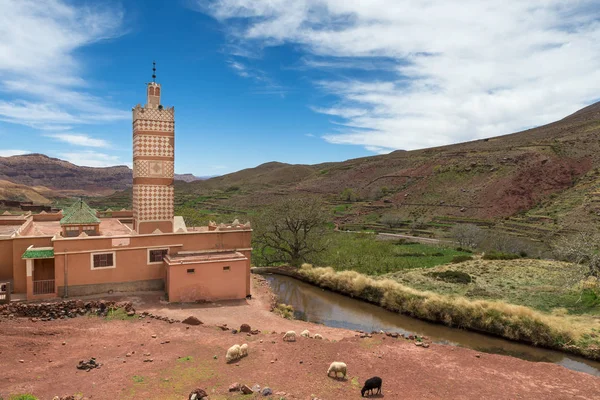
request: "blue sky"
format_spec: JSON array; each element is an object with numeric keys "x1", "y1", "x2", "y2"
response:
[{"x1": 1, "y1": 0, "x2": 599, "y2": 176}]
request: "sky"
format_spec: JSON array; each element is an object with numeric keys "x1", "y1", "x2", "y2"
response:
[{"x1": 0, "y1": 0, "x2": 599, "y2": 176}]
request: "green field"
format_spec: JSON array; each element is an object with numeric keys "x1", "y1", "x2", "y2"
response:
[{"x1": 310, "y1": 233, "x2": 471, "y2": 275}]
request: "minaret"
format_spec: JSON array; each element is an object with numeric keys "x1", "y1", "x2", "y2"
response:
[{"x1": 132, "y1": 62, "x2": 175, "y2": 234}]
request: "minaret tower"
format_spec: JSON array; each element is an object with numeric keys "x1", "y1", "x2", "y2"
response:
[{"x1": 132, "y1": 62, "x2": 175, "y2": 234}]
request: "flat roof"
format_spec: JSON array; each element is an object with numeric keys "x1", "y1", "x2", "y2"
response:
[
  {"x1": 0, "y1": 225, "x2": 23, "y2": 237},
  {"x1": 19, "y1": 218, "x2": 132, "y2": 237},
  {"x1": 165, "y1": 251, "x2": 247, "y2": 265}
]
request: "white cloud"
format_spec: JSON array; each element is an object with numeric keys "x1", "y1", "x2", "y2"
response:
[
  {"x1": 58, "y1": 150, "x2": 126, "y2": 168},
  {"x1": 200, "y1": 0, "x2": 600, "y2": 152},
  {"x1": 0, "y1": 149, "x2": 31, "y2": 157},
  {"x1": 44, "y1": 133, "x2": 110, "y2": 148},
  {"x1": 0, "y1": 0, "x2": 127, "y2": 129}
]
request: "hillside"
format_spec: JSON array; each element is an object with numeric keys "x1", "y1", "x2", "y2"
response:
[
  {"x1": 0, "y1": 154, "x2": 132, "y2": 195},
  {"x1": 170, "y1": 101, "x2": 600, "y2": 234}
]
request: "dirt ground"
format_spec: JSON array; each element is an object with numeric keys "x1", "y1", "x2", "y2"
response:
[{"x1": 1, "y1": 276, "x2": 600, "y2": 400}]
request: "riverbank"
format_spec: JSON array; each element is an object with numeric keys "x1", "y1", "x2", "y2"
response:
[{"x1": 254, "y1": 265, "x2": 600, "y2": 361}]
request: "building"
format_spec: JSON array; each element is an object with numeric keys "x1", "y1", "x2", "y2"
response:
[{"x1": 0, "y1": 73, "x2": 252, "y2": 302}]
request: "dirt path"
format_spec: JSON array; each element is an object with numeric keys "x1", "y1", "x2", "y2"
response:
[{"x1": 0, "y1": 276, "x2": 599, "y2": 399}]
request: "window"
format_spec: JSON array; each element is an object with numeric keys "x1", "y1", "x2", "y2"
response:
[
  {"x1": 187, "y1": 269, "x2": 195, "y2": 273},
  {"x1": 65, "y1": 226, "x2": 79, "y2": 237},
  {"x1": 91, "y1": 252, "x2": 115, "y2": 269},
  {"x1": 148, "y1": 248, "x2": 168, "y2": 264},
  {"x1": 223, "y1": 266, "x2": 230, "y2": 271},
  {"x1": 83, "y1": 225, "x2": 96, "y2": 236}
]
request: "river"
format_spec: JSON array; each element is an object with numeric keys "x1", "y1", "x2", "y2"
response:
[{"x1": 263, "y1": 273, "x2": 600, "y2": 377}]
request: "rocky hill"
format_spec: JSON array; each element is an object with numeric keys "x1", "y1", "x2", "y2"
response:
[{"x1": 0, "y1": 154, "x2": 132, "y2": 196}]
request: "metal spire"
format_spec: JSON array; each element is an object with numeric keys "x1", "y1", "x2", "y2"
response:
[{"x1": 152, "y1": 61, "x2": 156, "y2": 83}]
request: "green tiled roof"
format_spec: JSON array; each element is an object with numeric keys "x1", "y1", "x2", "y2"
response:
[
  {"x1": 60, "y1": 199, "x2": 100, "y2": 225},
  {"x1": 22, "y1": 248, "x2": 54, "y2": 259}
]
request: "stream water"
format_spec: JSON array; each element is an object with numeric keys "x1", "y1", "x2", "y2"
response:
[{"x1": 263, "y1": 273, "x2": 600, "y2": 377}]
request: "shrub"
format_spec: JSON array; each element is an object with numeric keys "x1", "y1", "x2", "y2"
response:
[
  {"x1": 9, "y1": 395, "x2": 38, "y2": 400},
  {"x1": 451, "y1": 255, "x2": 473, "y2": 263},
  {"x1": 426, "y1": 270, "x2": 473, "y2": 284},
  {"x1": 483, "y1": 251, "x2": 520, "y2": 260},
  {"x1": 273, "y1": 303, "x2": 295, "y2": 320}
]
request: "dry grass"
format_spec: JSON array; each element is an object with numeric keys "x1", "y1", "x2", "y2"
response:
[{"x1": 296, "y1": 263, "x2": 600, "y2": 360}]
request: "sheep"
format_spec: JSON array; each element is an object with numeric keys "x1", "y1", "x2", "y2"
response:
[
  {"x1": 361, "y1": 376, "x2": 382, "y2": 397},
  {"x1": 225, "y1": 344, "x2": 241, "y2": 363},
  {"x1": 240, "y1": 343, "x2": 249, "y2": 357},
  {"x1": 327, "y1": 361, "x2": 347, "y2": 379},
  {"x1": 314, "y1": 333, "x2": 323, "y2": 340},
  {"x1": 301, "y1": 329, "x2": 310, "y2": 338},
  {"x1": 283, "y1": 331, "x2": 296, "y2": 342}
]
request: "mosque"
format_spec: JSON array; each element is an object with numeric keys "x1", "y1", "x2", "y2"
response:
[{"x1": 0, "y1": 69, "x2": 252, "y2": 302}]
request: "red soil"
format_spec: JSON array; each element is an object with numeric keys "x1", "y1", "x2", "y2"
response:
[{"x1": 1, "y1": 276, "x2": 599, "y2": 400}]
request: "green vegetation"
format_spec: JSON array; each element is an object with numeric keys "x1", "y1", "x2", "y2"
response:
[
  {"x1": 8, "y1": 395, "x2": 38, "y2": 400},
  {"x1": 177, "y1": 356, "x2": 194, "y2": 362},
  {"x1": 105, "y1": 307, "x2": 134, "y2": 321},
  {"x1": 425, "y1": 270, "x2": 472, "y2": 284},
  {"x1": 389, "y1": 259, "x2": 599, "y2": 315},
  {"x1": 295, "y1": 264, "x2": 600, "y2": 360},
  {"x1": 451, "y1": 255, "x2": 473, "y2": 263},
  {"x1": 310, "y1": 234, "x2": 471, "y2": 275},
  {"x1": 132, "y1": 375, "x2": 145, "y2": 383},
  {"x1": 273, "y1": 303, "x2": 295, "y2": 320}
]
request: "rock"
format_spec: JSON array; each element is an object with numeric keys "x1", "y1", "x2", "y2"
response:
[
  {"x1": 188, "y1": 388, "x2": 208, "y2": 399},
  {"x1": 240, "y1": 323, "x2": 251, "y2": 333},
  {"x1": 241, "y1": 385, "x2": 253, "y2": 394},
  {"x1": 262, "y1": 387, "x2": 273, "y2": 396},
  {"x1": 390, "y1": 332, "x2": 399, "y2": 338},
  {"x1": 232, "y1": 329, "x2": 238, "y2": 334},
  {"x1": 127, "y1": 311, "x2": 135, "y2": 317},
  {"x1": 415, "y1": 342, "x2": 423, "y2": 347},
  {"x1": 423, "y1": 343, "x2": 430, "y2": 348},
  {"x1": 229, "y1": 382, "x2": 241, "y2": 392},
  {"x1": 19, "y1": 359, "x2": 24, "y2": 363},
  {"x1": 151, "y1": 334, "x2": 157, "y2": 338},
  {"x1": 143, "y1": 358, "x2": 153, "y2": 362},
  {"x1": 252, "y1": 384, "x2": 261, "y2": 393}
]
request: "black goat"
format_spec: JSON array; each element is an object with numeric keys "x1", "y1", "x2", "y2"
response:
[{"x1": 361, "y1": 376, "x2": 382, "y2": 397}]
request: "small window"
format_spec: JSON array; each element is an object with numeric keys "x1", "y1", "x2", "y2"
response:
[
  {"x1": 223, "y1": 266, "x2": 230, "y2": 271},
  {"x1": 92, "y1": 252, "x2": 115, "y2": 269},
  {"x1": 65, "y1": 226, "x2": 79, "y2": 237},
  {"x1": 148, "y1": 248, "x2": 168, "y2": 264},
  {"x1": 187, "y1": 269, "x2": 195, "y2": 273}
]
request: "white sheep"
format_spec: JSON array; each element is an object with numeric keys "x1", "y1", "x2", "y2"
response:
[
  {"x1": 327, "y1": 361, "x2": 347, "y2": 378},
  {"x1": 301, "y1": 329, "x2": 310, "y2": 338},
  {"x1": 283, "y1": 331, "x2": 296, "y2": 342},
  {"x1": 314, "y1": 334, "x2": 323, "y2": 340},
  {"x1": 240, "y1": 343, "x2": 249, "y2": 357},
  {"x1": 226, "y1": 344, "x2": 241, "y2": 362}
]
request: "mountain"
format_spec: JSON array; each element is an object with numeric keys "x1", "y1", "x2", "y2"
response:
[
  {"x1": 0, "y1": 154, "x2": 132, "y2": 196},
  {"x1": 174, "y1": 173, "x2": 204, "y2": 182},
  {"x1": 0, "y1": 154, "x2": 205, "y2": 196},
  {"x1": 177, "y1": 101, "x2": 600, "y2": 234}
]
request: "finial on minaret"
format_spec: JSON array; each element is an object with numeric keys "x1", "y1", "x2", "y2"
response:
[{"x1": 152, "y1": 61, "x2": 156, "y2": 82}]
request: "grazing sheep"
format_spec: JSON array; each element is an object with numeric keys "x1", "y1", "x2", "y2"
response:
[
  {"x1": 314, "y1": 334, "x2": 323, "y2": 340},
  {"x1": 226, "y1": 344, "x2": 241, "y2": 363},
  {"x1": 361, "y1": 376, "x2": 382, "y2": 397},
  {"x1": 283, "y1": 331, "x2": 296, "y2": 342},
  {"x1": 301, "y1": 329, "x2": 310, "y2": 338},
  {"x1": 240, "y1": 343, "x2": 249, "y2": 357},
  {"x1": 327, "y1": 361, "x2": 347, "y2": 379}
]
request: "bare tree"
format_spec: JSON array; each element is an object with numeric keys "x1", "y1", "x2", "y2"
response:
[
  {"x1": 253, "y1": 197, "x2": 329, "y2": 267},
  {"x1": 553, "y1": 231, "x2": 600, "y2": 277},
  {"x1": 381, "y1": 214, "x2": 404, "y2": 228},
  {"x1": 450, "y1": 223, "x2": 483, "y2": 249}
]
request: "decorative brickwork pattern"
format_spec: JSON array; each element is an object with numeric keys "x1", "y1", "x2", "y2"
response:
[
  {"x1": 132, "y1": 106, "x2": 175, "y2": 122},
  {"x1": 133, "y1": 119, "x2": 174, "y2": 132},
  {"x1": 132, "y1": 185, "x2": 174, "y2": 222},
  {"x1": 133, "y1": 135, "x2": 174, "y2": 158},
  {"x1": 133, "y1": 160, "x2": 174, "y2": 179}
]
